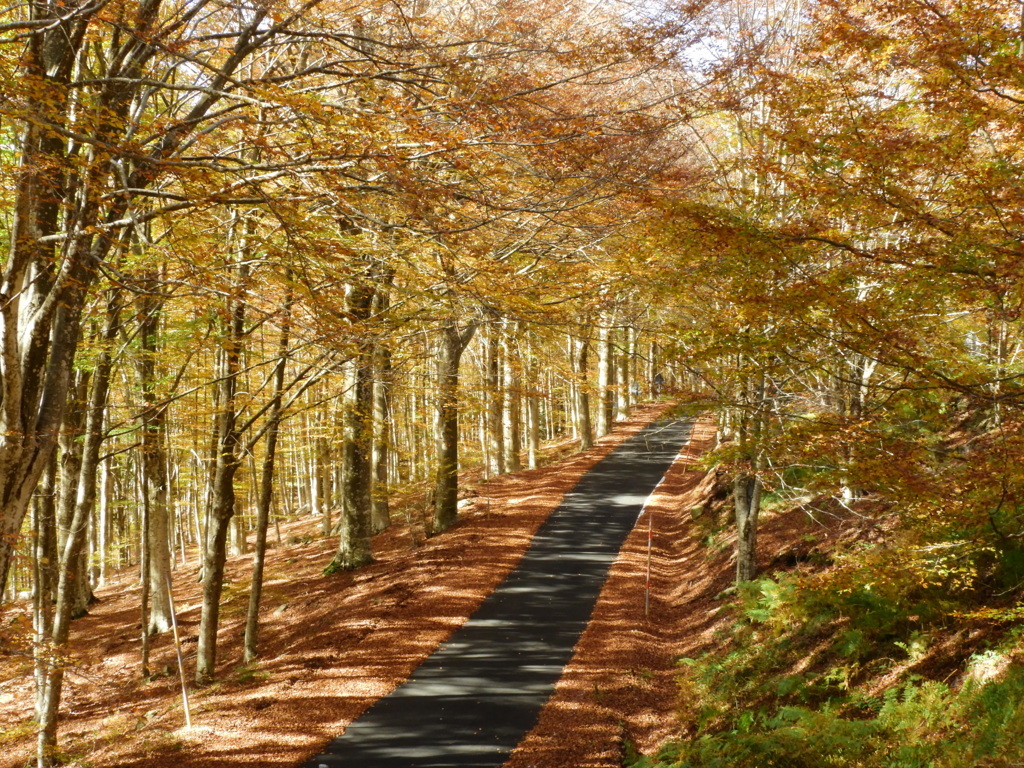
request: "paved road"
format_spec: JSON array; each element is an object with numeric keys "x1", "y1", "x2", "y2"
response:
[{"x1": 301, "y1": 416, "x2": 694, "y2": 768}]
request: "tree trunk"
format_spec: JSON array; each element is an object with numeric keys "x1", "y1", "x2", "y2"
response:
[
  {"x1": 597, "y1": 320, "x2": 615, "y2": 437},
  {"x1": 734, "y1": 472, "x2": 762, "y2": 583},
  {"x1": 330, "y1": 282, "x2": 376, "y2": 571},
  {"x1": 197, "y1": 468, "x2": 235, "y2": 685},
  {"x1": 572, "y1": 334, "x2": 593, "y2": 450},
  {"x1": 196, "y1": 251, "x2": 248, "y2": 685},
  {"x1": 316, "y1": 434, "x2": 332, "y2": 536},
  {"x1": 525, "y1": 335, "x2": 540, "y2": 470},
  {"x1": 370, "y1": 300, "x2": 392, "y2": 534},
  {"x1": 734, "y1": 366, "x2": 766, "y2": 585},
  {"x1": 502, "y1": 323, "x2": 522, "y2": 473},
  {"x1": 32, "y1": 452, "x2": 57, "y2": 758},
  {"x1": 136, "y1": 284, "x2": 172, "y2": 634},
  {"x1": 485, "y1": 323, "x2": 505, "y2": 477},
  {"x1": 649, "y1": 340, "x2": 660, "y2": 394},
  {"x1": 97, "y1": 457, "x2": 111, "y2": 586},
  {"x1": 36, "y1": 291, "x2": 120, "y2": 767},
  {"x1": 55, "y1": 373, "x2": 89, "y2": 621},
  {"x1": 617, "y1": 325, "x2": 631, "y2": 420},
  {"x1": 140, "y1": 456, "x2": 152, "y2": 677},
  {"x1": 229, "y1": 506, "x2": 248, "y2": 556},
  {"x1": 244, "y1": 284, "x2": 291, "y2": 662},
  {"x1": 431, "y1": 319, "x2": 478, "y2": 536}
]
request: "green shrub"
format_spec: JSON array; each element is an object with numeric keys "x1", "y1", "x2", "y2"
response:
[
  {"x1": 651, "y1": 554, "x2": 1024, "y2": 768},
  {"x1": 642, "y1": 643, "x2": 1024, "y2": 768}
]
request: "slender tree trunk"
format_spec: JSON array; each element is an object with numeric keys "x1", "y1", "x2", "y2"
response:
[
  {"x1": 55, "y1": 373, "x2": 89, "y2": 621},
  {"x1": 36, "y1": 291, "x2": 120, "y2": 767},
  {"x1": 244, "y1": 284, "x2": 292, "y2": 662},
  {"x1": 140, "y1": 459, "x2": 152, "y2": 677},
  {"x1": 617, "y1": 325, "x2": 631, "y2": 420},
  {"x1": 317, "y1": 434, "x2": 332, "y2": 536},
  {"x1": 197, "y1": 467, "x2": 235, "y2": 685},
  {"x1": 649, "y1": 340, "x2": 659, "y2": 394},
  {"x1": 196, "y1": 247, "x2": 249, "y2": 685},
  {"x1": 734, "y1": 368, "x2": 766, "y2": 584},
  {"x1": 431, "y1": 319, "x2": 478, "y2": 535},
  {"x1": 32, "y1": 452, "x2": 57, "y2": 757},
  {"x1": 572, "y1": 333, "x2": 593, "y2": 451},
  {"x1": 229, "y1": 507, "x2": 247, "y2": 556},
  {"x1": 502, "y1": 323, "x2": 521, "y2": 473},
  {"x1": 567, "y1": 333, "x2": 579, "y2": 442},
  {"x1": 485, "y1": 322, "x2": 505, "y2": 477},
  {"x1": 479, "y1": 367, "x2": 490, "y2": 481},
  {"x1": 299, "y1": 409, "x2": 314, "y2": 517},
  {"x1": 525, "y1": 335, "x2": 540, "y2": 470},
  {"x1": 136, "y1": 284, "x2": 172, "y2": 634},
  {"x1": 97, "y1": 457, "x2": 110, "y2": 586},
  {"x1": 597, "y1": 320, "x2": 615, "y2": 437},
  {"x1": 371, "y1": 337, "x2": 392, "y2": 532},
  {"x1": 370, "y1": 274, "x2": 394, "y2": 533},
  {"x1": 734, "y1": 471, "x2": 762, "y2": 583}
]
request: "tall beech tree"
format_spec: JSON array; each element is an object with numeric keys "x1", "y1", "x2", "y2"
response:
[
  {"x1": 328, "y1": 277, "x2": 377, "y2": 572},
  {"x1": 0, "y1": 0, "x2": 328, "y2": 599},
  {"x1": 243, "y1": 276, "x2": 293, "y2": 663},
  {"x1": 370, "y1": 280, "x2": 395, "y2": 534},
  {"x1": 431, "y1": 314, "x2": 481, "y2": 534},
  {"x1": 133, "y1": 274, "x2": 173, "y2": 635},
  {"x1": 195, "y1": 218, "x2": 251, "y2": 685},
  {"x1": 35, "y1": 288, "x2": 121, "y2": 766}
]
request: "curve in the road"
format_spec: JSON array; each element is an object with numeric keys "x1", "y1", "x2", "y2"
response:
[{"x1": 301, "y1": 415, "x2": 694, "y2": 768}]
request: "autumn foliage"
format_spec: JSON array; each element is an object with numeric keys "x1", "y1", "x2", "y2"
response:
[{"x1": 3, "y1": 0, "x2": 1024, "y2": 765}]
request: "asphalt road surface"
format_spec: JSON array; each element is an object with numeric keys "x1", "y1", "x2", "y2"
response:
[{"x1": 301, "y1": 416, "x2": 694, "y2": 768}]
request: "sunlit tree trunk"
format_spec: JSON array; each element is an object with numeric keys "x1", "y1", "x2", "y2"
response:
[
  {"x1": 525, "y1": 335, "x2": 541, "y2": 470},
  {"x1": 734, "y1": 470, "x2": 762, "y2": 583},
  {"x1": 734, "y1": 368, "x2": 766, "y2": 584},
  {"x1": 244, "y1": 284, "x2": 292, "y2": 663},
  {"x1": 597, "y1": 319, "x2": 615, "y2": 437},
  {"x1": 648, "y1": 340, "x2": 660, "y2": 394},
  {"x1": 502, "y1": 322, "x2": 521, "y2": 473},
  {"x1": 31, "y1": 452, "x2": 57, "y2": 759},
  {"x1": 196, "y1": 243, "x2": 249, "y2": 685},
  {"x1": 617, "y1": 325, "x2": 631, "y2": 420},
  {"x1": 317, "y1": 433, "x2": 333, "y2": 536},
  {"x1": 431, "y1": 319, "x2": 479, "y2": 535},
  {"x1": 135, "y1": 283, "x2": 172, "y2": 634},
  {"x1": 371, "y1": 283, "x2": 393, "y2": 534},
  {"x1": 485, "y1": 322, "x2": 505, "y2": 477},
  {"x1": 36, "y1": 290, "x2": 120, "y2": 767},
  {"x1": 571, "y1": 333, "x2": 593, "y2": 450},
  {"x1": 55, "y1": 372, "x2": 90, "y2": 621},
  {"x1": 330, "y1": 281, "x2": 376, "y2": 571}
]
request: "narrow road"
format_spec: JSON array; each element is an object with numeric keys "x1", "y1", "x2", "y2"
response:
[{"x1": 302, "y1": 416, "x2": 694, "y2": 768}]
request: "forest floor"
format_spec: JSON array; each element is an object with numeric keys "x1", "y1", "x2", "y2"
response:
[{"x1": 0, "y1": 403, "x2": 837, "y2": 768}]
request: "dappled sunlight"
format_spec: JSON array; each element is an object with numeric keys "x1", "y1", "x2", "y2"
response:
[
  {"x1": 0, "y1": 403, "x2": 678, "y2": 768},
  {"x1": 505, "y1": 415, "x2": 721, "y2": 768}
]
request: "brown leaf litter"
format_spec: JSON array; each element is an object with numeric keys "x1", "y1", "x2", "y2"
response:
[{"x1": 0, "y1": 405, "x2": 747, "y2": 768}]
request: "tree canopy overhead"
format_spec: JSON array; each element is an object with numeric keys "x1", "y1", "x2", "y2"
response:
[{"x1": 6, "y1": 0, "x2": 1024, "y2": 765}]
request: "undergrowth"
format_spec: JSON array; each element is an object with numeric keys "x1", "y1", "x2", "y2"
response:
[{"x1": 630, "y1": 533, "x2": 1024, "y2": 768}]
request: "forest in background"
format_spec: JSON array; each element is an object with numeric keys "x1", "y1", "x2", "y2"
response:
[{"x1": 3, "y1": 0, "x2": 1024, "y2": 766}]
